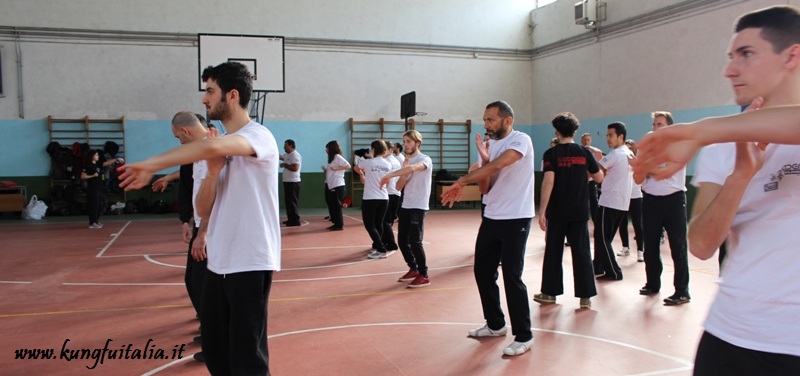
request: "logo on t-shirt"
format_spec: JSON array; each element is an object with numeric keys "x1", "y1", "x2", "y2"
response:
[{"x1": 764, "y1": 162, "x2": 800, "y2": 192}]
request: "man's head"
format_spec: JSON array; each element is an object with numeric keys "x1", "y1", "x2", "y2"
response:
[
  {"x1": 171, "y1": 111, "x2": 208, "y2": 145},
  {"x1": 383, "y1": 140, "x2": 394, "y2": 157},
  {"x1": 370, "y1": 139, "x2": 386, "y2": 157},
  {"x1": 651, "y1": 111, "x2": 674, "y2": 131},
  {"x1": 483, "y1": 101, "x2": 514, "y2": 140},
  {"x1": 284, "y1": 139, "x2": 296, "y2": 154},
  {"x1": 581, "y1": 133, "x2": 592, "y2": 147},
  {"x1": 551, "y1": 112, "x2": 580, "y2": 139},
  {"x1": 402, "y1": 130, "x2": 423, "y2": 155},
  {"x1": 393, "y1": 142, "x2": 403, "y2": 155},
  {"x1": 201, "y1": 62, "x2": 254, "y2": 121},
  {"x1": 726, "y1": 6, "x2": 800, "y2": 106},
  {"x1": 606, "y1": 122, "x2": 627, "y2": 149}
]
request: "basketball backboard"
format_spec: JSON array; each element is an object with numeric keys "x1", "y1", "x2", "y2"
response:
[{"x1": 198, "y1": 34, "x2": 285, "y2": 92}]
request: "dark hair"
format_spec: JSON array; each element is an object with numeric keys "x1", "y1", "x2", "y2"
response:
[
  {"x1": 325, "y1": 140, "x2": 343, "y2": 164},
  {"x1": 735, "y1": 6, "x2": 800, "y2": 53},
  {"x1": 371, "y1": 139, "x2": 386, "y2": 155},
  {"x1": 486, "y1": 100, "x2": 514, "y2": 118},
  {"x1": 551, "y1": 112, "x2": 580, "y2": 138},
  {"x1": 285, "y1": 139, "x2": 296, "y2": 148},
  {"x1": 652, "y1": 111, "x2": 674, "y2": 125},
  {"x1": 394, "y1": 142, "x2": 403, "y2": 153},
  {"x1": 201, "y1": 62, "x2": 253, "y2": 109},
  {"x1": 607, "y1": 122, "x2": 627, "y2": 139}
]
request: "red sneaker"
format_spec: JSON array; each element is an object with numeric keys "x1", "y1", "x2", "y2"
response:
[
  {"x1": 398, "y1": 269, "x2": 419, "y2": 282},
  {"x1": 407, "y1": 275, "x2": 430, "y2": 288}
]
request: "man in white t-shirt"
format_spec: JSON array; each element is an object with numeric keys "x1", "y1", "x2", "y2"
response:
[
  {"x1": 280, "y1": 139, "x2": 302, "y2": 227},
  {"x1": 441, "y1": 101, "x2": 535, "y2": 357},
  {"x1": 593, "y1": 122, "x2": 633, "y2": 281},
  {"x1": 120, "y1": 62, "x2": 280, "y2": 375},
  {"x1": 632, "y1": 6, "x2": 800, "y2": 374},
  {"x1": 381, "y1": 140, "x2": 402, "y2": 251},
  {"x1": 380, "y1": 130, "x2": 432, "y2": 288},
  {"x1": 635, "y1": 111, "x2": 690, "y2": 305}
]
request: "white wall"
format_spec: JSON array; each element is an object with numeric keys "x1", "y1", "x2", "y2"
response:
[
  {"x1": 0, "y1": 0, "x2": 535, "y2": 123},
  {"x1": 529, "y1": 0, "x2": 799, "y2": 124}
]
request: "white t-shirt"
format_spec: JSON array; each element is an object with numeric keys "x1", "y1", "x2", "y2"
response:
[
  {"x1": 385, "y1": 154, "x2": 401, "y2": 197},
  {"x1": 631, "y1": 181, "x2": 643, "y2": 199},
  {"x1": 360, "y1": 156, "x2": 390, "y2": 200},
  {"x1": 697, "y1": 143, "x2": 800, "y2": 356},
  {"x1": 206, "y1": 121, "x2": 281, "y2": 274},
  {"x1": 325, "y1": 154, "x2": 349, "y2": 189},
  {"x1": 642, "y1": 166, "x2": 686, "y2": 196},
  {"x1": 394, "y1": 152, "x2": 406, "y2": 166},
  {"x1": 598, "y1": 145, "x2": 633, "y2": 211},
  {"x1": 281, "y1": 150, "x2": 301, "y2": 183},
  {"x1": 483, "y1": 130, "x2": 535, "y2": 220},
  {"x1": 191, "y1": 160, "x2": 208, "y2": 227},
  {"x1": 401, "y1": 153, "x2": 432, "y2": 210}
]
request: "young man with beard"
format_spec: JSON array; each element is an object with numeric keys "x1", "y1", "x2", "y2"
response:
[
  {"x1": 441, "y1": 101, "x2": 535, "y2": 356},
  {"x1": 380, "y1": 130, "x2": 433, "y2": 288},
  {"x1": 633, "y1": 6, "x2": 800, "y2": 374},
  {"x1": 119, "y1": 62, "x2": 280, "y2": 375}
]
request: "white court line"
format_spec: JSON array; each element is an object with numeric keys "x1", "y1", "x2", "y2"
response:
[
  {"x1": 143, "y1": 321, "x2": 692, "y2": 375},
  {"x1": 63, "y1": 282, "x2": 184, "y2": 286},
  {"x1": 101, "y1": 252, "x2": 185, "y2": 258},
  {"x1": 0, "y1": 280, "x2": 32, "y2": 284},
  {"x1": 96, "y1": 221, "x2": 132, "y2": 258},
  {"x1": 143, "y1": 255, "x2": 185, "y2": 269}
]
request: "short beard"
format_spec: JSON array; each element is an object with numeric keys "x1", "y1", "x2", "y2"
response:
[{"x1": 208, "y1": 100, "x2": 231, "y2": 122}]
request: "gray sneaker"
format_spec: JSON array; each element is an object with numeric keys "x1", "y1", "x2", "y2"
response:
[
  {"x1": 468, "y1": 324, "x2": 508, "y2": 337},
  {"x1": 503, "y1": 338, "x2": 534, "y2": 356}
]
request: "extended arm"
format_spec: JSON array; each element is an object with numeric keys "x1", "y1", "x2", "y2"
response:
[
  {"x1": 440, "y1": 149, "x2": 522, "y2": 207},
  {"x1": 537, "y1": 171, "x2": 554, "y2": 231}
]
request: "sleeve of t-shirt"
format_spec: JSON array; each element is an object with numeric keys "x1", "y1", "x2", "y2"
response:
[
  {"x1": 333, "y1": 154, "x2": 349, "y2": 168},
  {"x1": 233, "y1": 125, "x2": 278, "y2": 163},
  {"x1": 542, "y1": 148, "x2": 555, "y2": 173},
  {"x1": 598, "y1": 150, "x2": 618, "y2": 170},
  {"x1": 585, "y1": 147, "x2": 600, "y2": 174},
  {"x1": 691, "y1": 145, "x2": 727, "y2": 187},
  {"x1": 420, "y1": 155, "x2": 432, "y2": 171},
  {"x1": 505, "y1": 133, "x2": 531, "y2": 160}
]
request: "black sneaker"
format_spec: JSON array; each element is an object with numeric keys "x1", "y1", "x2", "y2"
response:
[
  {"x1": 639, "y1": 286, "x2": 659, "y2": 295},
  {"x1": 664, "y1": 293, "x2": 691, "y2": 305}
]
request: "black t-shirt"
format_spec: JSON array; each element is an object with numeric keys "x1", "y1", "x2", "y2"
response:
[
  {"x1": 542, "y1": 143, "x2": 599, "y2": 222},
  {"x1": 83, "y1": 161, "x2": 103, "y2": 190}
]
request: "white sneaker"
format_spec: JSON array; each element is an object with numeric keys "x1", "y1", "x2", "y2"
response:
[
  {"x1": 367, "y1": 250, "x2": 388, "y2": 259},
  {"x1": 88, "y1": 223, "x2": 101, "y2": 229},
  {"x1": 617, "y1": 247, "x2": 630, "y2": 256},
  {"x1": 468, "y1": 324, "x2": 508, "y2": 337},
  {"x1": 503, "y1": 338, "x2": 534, "y2": 356},
  {"x1": 637, "y1": 250, "x2": 644, "y2": 262}
]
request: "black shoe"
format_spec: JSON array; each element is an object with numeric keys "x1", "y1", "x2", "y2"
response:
[
  {"x1": 285, "y1": 222, "x2": 301, "y2": 227},
  {"x1": 639, "y1": 286, "x2": 659, "y2": 295},
  {"x1": 193, "y1": 335, "x2": 202, "y2": 344},
  {"x1": 664, "y1": 293, "x2": 691, "y2": 305},
  {"x1": 193, "y1": 352, "x2": 205, "y2": 362},
  {"x1": 328, "y1": 226, "x2": 343, "y2": 231},
  {"x1": 596, "y1": 274, "x2": 623, "y2": 281},
  {"x1": 385, "y1": 244, "x2": 399, "y2": 251},
  {"x1": 282, "y1": 220, "x2": 288, "y2": 225},
  {"x1": 324, "y1": 216, "x2": 330, "y2": 220}
]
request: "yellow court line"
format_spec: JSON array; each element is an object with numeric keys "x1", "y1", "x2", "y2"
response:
[{"x1": 2, "y1": 286, "x2": 470, "y2": 317}]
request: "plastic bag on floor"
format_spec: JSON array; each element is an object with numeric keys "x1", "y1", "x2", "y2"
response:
[{"x1": 22, "y1": 195, "x2": 48, "y2": 220}]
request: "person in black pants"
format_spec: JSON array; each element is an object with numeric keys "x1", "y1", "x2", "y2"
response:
[
  {"x1": 151, "y1": 112, "x2": 212, "y2": 362},
  {"x1": 637, "y1": 111, "x2": 690, "y2": 305},
  {"x1": 280, "y1": 139, "x2": 302, "y2": 227},
  {"x1": 81, "y1": 150, "x2": 121, "y2": 229},
  {"x1": 323, "y1": 140, "x2": 350, "y2": 231},
  {"x1": 535, "y1": 112, "x2": 604, "y2": 309}
]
